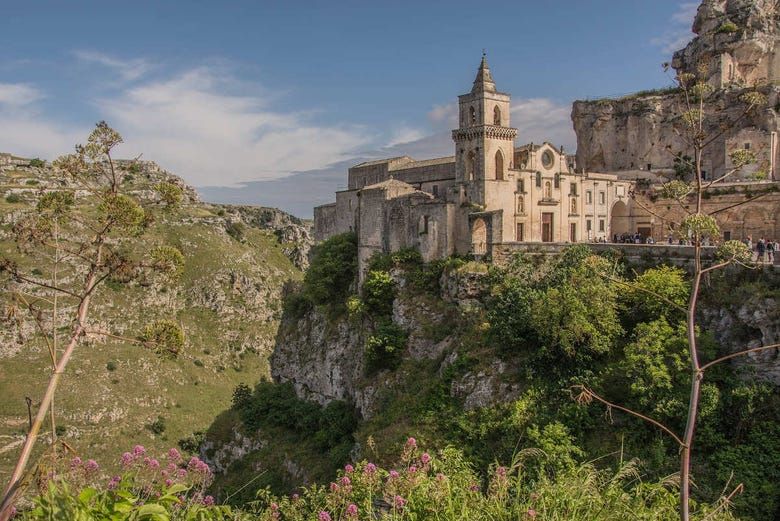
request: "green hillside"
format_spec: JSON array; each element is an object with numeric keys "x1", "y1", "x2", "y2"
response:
[{"x1": 0, "y1": 155, "x2": 307, "y2": 484}]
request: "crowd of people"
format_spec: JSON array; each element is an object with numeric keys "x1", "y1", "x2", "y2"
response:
[{"x1": 606, "y1": 232, "x2": 778, "y2": 264}]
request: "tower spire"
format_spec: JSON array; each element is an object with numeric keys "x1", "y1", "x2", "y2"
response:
[{"x1": 472, "y1": 53, "x2": 496, "y2": 94}]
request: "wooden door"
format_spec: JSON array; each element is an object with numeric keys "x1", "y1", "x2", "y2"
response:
[{"x1": 542, "y1": 213, "x2": 553, "y2": 242}]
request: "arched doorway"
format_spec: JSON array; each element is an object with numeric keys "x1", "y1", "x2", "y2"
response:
[
  {"x1": 471, "y1": 218, "x2": 487, "y2": 255},
  {"x1": 610, "y1": 200, "x2": 630, "y2": 239},
  {"x1": 495, "y1": 150, "x2": 504, "y2": 180}
]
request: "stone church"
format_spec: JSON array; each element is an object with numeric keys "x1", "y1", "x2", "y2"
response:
[{"x1": 314, "y1": 57, "x2": 633, "y2": 273}]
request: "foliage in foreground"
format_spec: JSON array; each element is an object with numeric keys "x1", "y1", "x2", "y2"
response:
[{"x1": 17, "y1": 441, "x2": 737, "y2": 520}]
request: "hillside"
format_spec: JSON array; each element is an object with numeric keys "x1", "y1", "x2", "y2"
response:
[
  {"x1": 203, "y1": 237, "x2": 780, "y2": 520},
  {"x1": 0, "y1": 154, "x2": 311, "y2": 483}
]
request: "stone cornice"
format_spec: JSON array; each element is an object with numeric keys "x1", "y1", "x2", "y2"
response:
[{"x1": 452, "y1": 125, "x2": 518, "y2": 142}]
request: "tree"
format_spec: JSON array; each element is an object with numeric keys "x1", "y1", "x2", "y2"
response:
[
  {"x1": 575, "y1": 70, "x2": 773, "y2": 520},
  {"x1": 0, "y1": 122, "x2": 184, "y2": 520}
]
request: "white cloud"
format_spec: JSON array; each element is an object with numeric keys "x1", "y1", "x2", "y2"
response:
[
  {"x1": 511, "y1": 98, "x2": 576, "y2": 151},
  {"x1": 0, "y1": 83, "x2": 43, "y2": 107},
  {"x1": 96, "y1": 67, "x2": 373, "y2": 186},
  {"x1": 0, "y1": 82, "x2": 82, "y2": 158},
  {"x1": 73, "y1": 50, "x2": 153, "y2": 82},
  {"x1": 386, "y1": 126, "x2": 426, "y2": 147},
  {"x1": 651, "y1": 2, "x2": 698, "y2": 55}
]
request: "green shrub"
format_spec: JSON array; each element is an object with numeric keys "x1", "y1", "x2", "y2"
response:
[
  {"x1": 302, "y1": 232, "x2": 357, "y2": 307},
  {"x1": 5, "y1": 193, "x2": 22, "y2": 203},
  {"x1": 231, "y1": 382, "x2": 252, "y2": 409},
  {"x1": 25, "y1": 179, "x2": 39, "y2": 185},
  {"x1": 28, "y1": 158, "x2": 45, "y2": 168},
  {"x1": 365, "y1": 320, "x2": 407, "y2": 373},
  {"x1": 105, "y1": 360, "x2": 117, "y2": 372},
  {"x1": 147, "y1": 415, "x2": 166, "y2": 434},
  {"x1": 361, "y1": 270, "x2": 396, "y2": 316},
  {"x1": 225, "y1": 221, "x2": 245, "y2": 241},
  {"x1": 717, "y1": 20, "x2": 739, "y2": 34},
  {"x1": 138, "y1": 319, "x2": 184, "y2": 357}
]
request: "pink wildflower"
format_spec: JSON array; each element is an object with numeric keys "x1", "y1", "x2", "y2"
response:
[
  {"x1": 469, "y1": 483, "x2": 480, "y2": 492},
  {"x1": 346, "y1": 503, "x2": 358, "y2": 517},
  {"x1": 436, "y1": 473, "x2": 445, "y2": 482},
  {"x1": 70, "y1": 456, "x2": 82, "y2": 469},
  {"x1": 364, "y1": 462, "x2": 377, "y2": 474},
  {"x1": 496, "y1": 466, "x2": 507, "y2": 479},
  {"x1": 420, "y1": 452, "x2": 431, "y2": 465},
  {"x1": 167, "y1": 447, "x2": 182, "y2": 462},
  {"x1": 177, "y1": 468, "x2": 187, "y2": 479},
  {"x1": 341, "y1": 476, "x2": 351, "y2": 486},
  {"x1": 330, "y1": 482, "x2": 340, "y2": 493},
  {"x1": 389, "y1": 470, "x2": 400, "y2": 479},
  {"x1": 84, "y1": 459, "x2": 99, "y2": 472},
  {"x1": 405, "y1": 437, "x2": 416, "y2": 448},
  {"x1": 107, "y1": 476, "x2": 121, "y2": 491},
  {"x1": 393, "y1": 495, "x2": 407, "y2": 509},
  {"x1": 203, "y1": 496, "x2": 215, "y2": 506},
  {"x1": 147, "y1": 458, "x2": 160, "y2": 469},
  {"x1": 526, "y1": 508, "x2": 537, "y2": 518},
  {"x1": 318, "y1": 512, "x2": 332, "y2": 521},
  {"x1": 344, "y1": 464, "x2": 354, "y2": 473},
  {"x1": 292, "y1": 494, "x2": 300, "y2": 501},
  {"x1": 271, "y1": 503, "x2": 279, "y2": 511},
  {"x1": 132, "y1": 445, "x2": 146, "y2": 456},
  {"x1": 408, "y1": 465, "x2": 417, "y2": 474},
  {"x1": 165, "y1": 479, "x2": 173, "y2": 487}
]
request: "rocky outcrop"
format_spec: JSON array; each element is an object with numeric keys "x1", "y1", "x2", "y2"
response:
[
  {"x1": 572, "y1": 0, "x2": 780, "y2": 181},
  {"x1": 270, "y1": 267, "x2": 510, "y2": 419},
  {"x1": 704, "y1": 293, "x2": 780, "y2": 383},
  {"x1": 673, "y1": 0, "x2": 780, "y2": 88}
]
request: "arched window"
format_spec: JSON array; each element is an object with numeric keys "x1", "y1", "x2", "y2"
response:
[
  {"x1": 470, "y1": 106, "x2": 477, "y2": 125},
  {"x1": 493, "y1": 106, "x2": 501, "y2": 125},
  {"x1": 570, "y1": 197, "x2": 577, "y2": 215},
  {"x1": 517, "y1": 195, "x2": 524, "y2": 214},
  {"x1": 495, "y1": 150, "x2": 504, "y2": 180},
  {"x1": 466, "y1": 150, "x2": 477, "y2": 180},
  {"x1": 471, "y1": 218, "x2": 487, "y2": 255},
  {"x1": 544, "y1": 181, "x2": 552, "y2": 199},
  {"x1": 535, "y1": 171, "x2": 542, "y2": 187}
]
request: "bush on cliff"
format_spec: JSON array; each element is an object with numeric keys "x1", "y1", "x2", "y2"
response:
[{"x1": 302, "y1": 232, "x2": 357, "y2": 308}]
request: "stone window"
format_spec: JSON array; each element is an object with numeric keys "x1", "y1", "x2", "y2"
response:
[
  {"x1": 570, "y1": 182, "x2": 577, "y2": 196},
  {"x1": 535, "y1": 171, "x2": 542, "y2": 188},
  {"x1": 599, "y1": 219, "x2": 605, "y2": 232},
  {"x1": 587, "y1": 219, "x2": 592, "y2": 231},
  {"x1": 470, "y1": 106, "x2": 477, "y2": 125},
  {"x1": 493, "y1": 106, "x2": 501, "y2": 125},
  {"x1": 495, "y1": 150, "x2": 504, "y2": 180},
  {"x1": 419, "y1": 215, "x2": 430, "y2": 235},
  {"x1": 544, "y1": 181, "x2": 552, "y2": 199},
  {"x1": 518, "y1": 179, "x2": 525, "y2": 193},
  {"x1": 599, "y1": 191, "x2": 605, "y2": 205},
  {"x1": 517, "y1": 195, "x2": 524, "y2": 214},
  {"x1": 432, "y1": 185, "x2": 439, "y2": 196},
  {"x1": 466, "y1": 151, "x2": 476, "y2": 180},
  {"x1": 586, "y1": 190, "x2": 592, "y2": 204},
  {"x1": 744, "y1": 142, "x2": 751, "y2": 150},
  {"x1": 541, "y1": 150, "x2": 554, "y2": 169},
  {"x1": 647, "y1": 163, "x2": 652, "y2": 171},
  {"x1": 570, "y1": 197, "x2": 577, "y2": 215},
  {"x1": 554, "y1": 173, "x2": 560, "y2": 189}
]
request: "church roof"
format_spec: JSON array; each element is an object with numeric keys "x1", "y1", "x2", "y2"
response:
[
  {"x1": 472, "y1": 54, "x2": 496, "y2": 94},
  {"x1": 392, "y1": 156, "x2": 455, "y2": 170},
  {"x1": 352, "y1": 156, "x2": 413, "y2": 168},
  {"x1": 361, "y1": 177, "x2": 416, "y2": 191}
]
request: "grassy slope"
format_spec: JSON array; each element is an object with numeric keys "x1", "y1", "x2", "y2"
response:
[{"x1": 0, "y1": 166, "x2": 302, "y2": 482}]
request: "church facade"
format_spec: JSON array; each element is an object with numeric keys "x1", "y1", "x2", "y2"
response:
[{"x1": 314, "y1": 57, "x2": 634, "y2": 274}]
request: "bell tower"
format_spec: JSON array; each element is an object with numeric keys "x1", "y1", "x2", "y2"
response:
[{"x1": 452, "y1": 54, "x2": 517, "y2": 208}]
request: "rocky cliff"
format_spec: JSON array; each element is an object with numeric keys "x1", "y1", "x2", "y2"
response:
[{"x1": 572, "y1": 0, "x2": 780, "y2": 180}]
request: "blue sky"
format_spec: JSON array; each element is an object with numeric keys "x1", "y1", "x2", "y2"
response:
[{"x1": 0, "y1": 1, "x2": 698, "y2": 217}]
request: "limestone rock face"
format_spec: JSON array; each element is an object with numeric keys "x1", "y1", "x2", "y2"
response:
[
  {"x1": 704, "y1": 295, "x2": 780, "y2": 383},
  {"x1": 572, "y1": 0, "x2": 780, "y2": 180},
  {"x1": 270, "y1": 268, "x2": 494, "y2": 419},
  {"x1": 674, "y1": 0, "x2": 780, "y2": 87}
]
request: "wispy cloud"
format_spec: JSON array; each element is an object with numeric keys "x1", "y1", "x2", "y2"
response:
[
  {"x1": 651, "y1": 2, "x2": 698, "y2": 55},
  {"x1": 0, "y1": 83, "x2": 44, "y2": 107},
  {"x1": 73, "y1": 50, "x2": 153, "y2": 82},
  {"x1": 96, "y1": 67, "x2": 373, "y2": 186}
]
